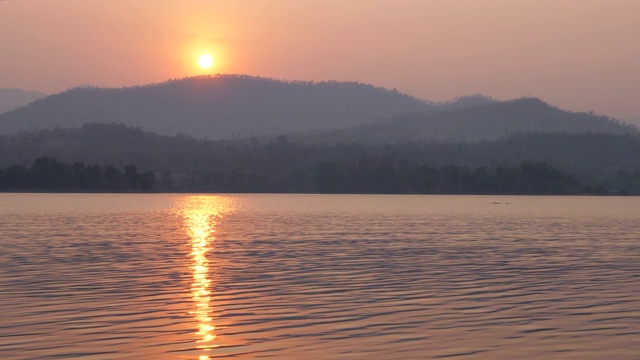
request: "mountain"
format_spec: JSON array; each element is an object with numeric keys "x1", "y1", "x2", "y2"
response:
[
  {"x1": 436, "y1": 94, "x2": 496, "y2": 110},
  {"x1": 0, "y1": 75, "x2": 434, "y2": 138},
  {"x1": 0, "y1": 88, "x2": 47, "y2": 114},
  {"x1": 294, "y1": 98, "x2": 638, "y2": 143},
  {"x1": 626, "y1": 117, "x2": 640, "y2": 127},
  {"x1": 1, "y1": 76, "x2": 633, "y2": 142}
]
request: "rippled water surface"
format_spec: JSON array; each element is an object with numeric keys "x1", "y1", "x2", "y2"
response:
[{"x1": 1, "y1": 194, "x2": 639, "y2": 359}]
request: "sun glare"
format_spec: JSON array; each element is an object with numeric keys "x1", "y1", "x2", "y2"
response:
[
  {"x1": 198, "y1": 54, "x2": 214, "y2": 69},
  {"x1": 179, "y1": 196, "x2": 237, "y2": 358}
]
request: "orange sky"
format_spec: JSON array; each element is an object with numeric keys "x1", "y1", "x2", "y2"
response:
[{"x1": 1, "y1": 0, "x2": 639, "y2": 120}]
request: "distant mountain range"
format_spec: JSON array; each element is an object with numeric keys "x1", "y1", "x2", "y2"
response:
[
  {"x1": 0, "y1": 75, "x2": 636, "y2": 142},
  {"x1": 0, "y1": 75, "x2": 434, "y2": 138},
  {"x1": 0, "y1": 88, "x2": 47, "y2": 114},
  {"x1": 295, "y1": 98, "x2": 637, "y2": 143}
]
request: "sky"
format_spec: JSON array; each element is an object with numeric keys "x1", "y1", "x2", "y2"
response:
[{"x1": 1, "y1": 0, "x2": 639, "y2": 121}]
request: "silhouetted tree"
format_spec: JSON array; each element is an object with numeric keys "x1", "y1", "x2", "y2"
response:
[{"x1": 0, "y1": 157, "x2": 155, "y2": 192}]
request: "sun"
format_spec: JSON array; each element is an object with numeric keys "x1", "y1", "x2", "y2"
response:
[{"x1": 198, "y1": 54, "x2": 214, "y2": 69}]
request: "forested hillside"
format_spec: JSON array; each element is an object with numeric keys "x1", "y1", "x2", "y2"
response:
[
  {"x1": 0, "y1": 75, "x2": 433, "y2": 138},
  {"x1": 0, "y1": 88, "x2": 47, "y2": 114},
  {"x1": 294, "y1": 98, "x2": 637, "y2": 143},
  {"x1": 1, "y1": 75, "x2": 635, "y2": 142},
  {"x1": 1, "y1": 123, "x2": 639, "y2": 194}
]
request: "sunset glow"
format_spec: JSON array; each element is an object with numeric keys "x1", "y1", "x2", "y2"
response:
[
  {"x1": 2, "y1": 1, "x2": 639, "y2": 120},
  {"x1": 198, "y1": 54, "x2": 213, "y2": 69},
  {"x1": 2, "y1": 1, "x2": 640, "y2": 359}
]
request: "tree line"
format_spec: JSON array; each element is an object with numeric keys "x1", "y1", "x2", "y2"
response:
[
  {"x1": 155, "y1": 153, "x2": 609, "y2": 195},
  {"x1": 0, "y1": 155, "x2": 632, "y2": 195},
  {"x1": 1, "y1": 124, "x2": 639, "y2": 194},
  {"x1": 0, "y1": 157, "x2": 154, "y2": 192}
]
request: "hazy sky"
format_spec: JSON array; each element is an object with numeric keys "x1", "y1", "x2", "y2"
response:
[{"x1": 1, "y1": 0, "x2": 639, "y2": 120}]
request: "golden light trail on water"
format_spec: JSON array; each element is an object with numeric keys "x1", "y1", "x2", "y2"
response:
[{"x1": 180, "y1": 196, "x2": 236, "y2": 360}]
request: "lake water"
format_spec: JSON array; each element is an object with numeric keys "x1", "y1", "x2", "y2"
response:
[{"x1": 0, "y1": 194, "x2": 639, "y2": 359}]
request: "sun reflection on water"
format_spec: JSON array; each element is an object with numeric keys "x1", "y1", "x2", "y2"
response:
[{"x1": 179, "y1": 196, "x2": 236, "y2": 359}]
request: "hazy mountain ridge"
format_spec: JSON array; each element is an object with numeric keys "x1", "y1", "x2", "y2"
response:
[
  {"x1": 0, "y1": 88, "x2": 47, "y2": 114},
  {"x1": 1, "y1": 76, "x2": 633, "y2": 143},
  {"x1": 626, "y1": 117, "x2": 640, "y2": 127},
  {"x1": 435, "y1": 94, "x2": 496, "y2": 110},
  {"x1": 293, "y1": 98, "x2": 637, "y2": 143},
  {"x1": 0, "y1": 75, "x2": 436, "y2": 138}
]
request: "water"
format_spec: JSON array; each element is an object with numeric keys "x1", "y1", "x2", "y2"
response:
[{"x1": 0, "y1": 194, "x2": 639, "y2": 359}]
